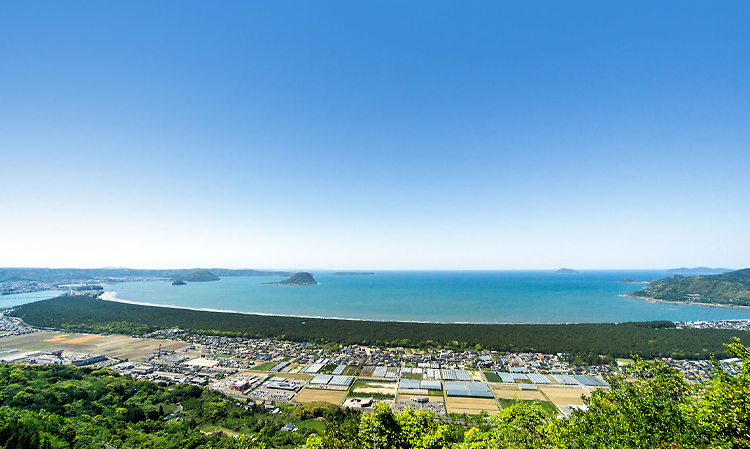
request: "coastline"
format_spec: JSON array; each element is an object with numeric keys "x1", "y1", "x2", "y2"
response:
[
  {"x1": 620, "y1": 294, "x2": 750, "y2": 310},
  {"x1": 99, "y1": 291, "x2": 582, "y2": 325}
]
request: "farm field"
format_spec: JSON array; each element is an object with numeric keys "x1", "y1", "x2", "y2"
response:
[
  {"x1": 0, "y1": 331, "x2": 187, "y2": 360},
  {"x1": 294, "y1": 388, "x2": 347, "y2": 404},
  {"x1": 445, "y1": 397, "x2": 499, "y2": 415},
  {"x1": 351, "y1": 381, "x2": 397, "y2": 395},
  {"x1": 538, "y1": 386, "x2": 590, "y2": 406},
  {"x1": 492, "y1": 386, "x2": 546, "y2": 401}
]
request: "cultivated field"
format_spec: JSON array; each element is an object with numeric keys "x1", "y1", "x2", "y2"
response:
[
  {"x1": 492, "y1": 386, "x2": 546, "y2": 401},
  {"x1": 445, "y1": 397, "x2": 499, "y2": 415},
  {"x1": 352, "y1": 381, "x2": 397, "y2": 395},
  {"x1": 538, "y1": 386, "x2": 590, "y2": 406},
  {"x1": 0, "y1": 331, "x2": 187, "y2": 360},
  {"x1": 294, "y1": 388, "x2": 347, "y2": 404}
]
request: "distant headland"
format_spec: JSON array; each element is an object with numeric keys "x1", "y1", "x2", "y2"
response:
[
  {"x1": 265, "y1": 272, "x2": 319, "y2": 286},
  {"x1": 627, "y1": 268, "x2": 750, "y2": 307},
  {"x1": 555, "y1": 268, "x2": 579, "y2": 274},
  {"x1": 666, "y1": 267, "x2": 733, "y2": 275},
  {"x1": 618, "y1": 278, "x2": 644, "y2": 283},
  {"x1": 332, "y1": 272, "x2": 375, "y2": 276}
]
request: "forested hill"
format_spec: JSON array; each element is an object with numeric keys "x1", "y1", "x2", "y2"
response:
[
  {"x1": 629, "y1": 268, "x2": 750, "y2": 306},
  {"x1": 0, "y1": 267, "x2": 291, "y2": 283},
  {"x1": 266, "y1": 272, "x2": 319, "y2": 285},
  {"x1": 173, "y1": 269, "x2": 220, "y2": 283},
  {"x1": 10, "y1": 296, "x2": 750, "y2": 359}
]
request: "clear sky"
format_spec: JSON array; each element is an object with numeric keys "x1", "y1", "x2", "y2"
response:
[{"x1": 1, "y1": 2, "x2": 748, "y2": 270}]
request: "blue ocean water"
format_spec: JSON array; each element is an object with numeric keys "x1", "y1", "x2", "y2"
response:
[
  {"x1": 98, "y1": 270, "x2": 750, "y2": 324},
  {"x1": 0, "y1": 291, "x2": 61, "y2": 310}
]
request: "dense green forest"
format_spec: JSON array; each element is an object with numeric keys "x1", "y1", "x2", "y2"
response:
[
  {"x1": 0, "y1": 268, "x2": 290, "y2": 283},
  {"x1": 0, "y1": 363, "x2": 352, "y2": 448},
  {"x1": 10, "y1": 296, "x2": 750, "y2": 359},
  {"x1": 2, "y1": 339, "x2": 749, "y2": 448},
  {"x1": 630, "y1": 268, "x2": 750, "y2": 306}
]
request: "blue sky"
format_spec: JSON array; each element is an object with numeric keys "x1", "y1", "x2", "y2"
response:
[{"x1": 1, "y1": 1, "x2": 748, "y2": 269}]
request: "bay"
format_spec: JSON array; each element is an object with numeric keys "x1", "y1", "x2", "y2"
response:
[{"x1": 101, "y1": 270, "x2": 750, "y2": 324}]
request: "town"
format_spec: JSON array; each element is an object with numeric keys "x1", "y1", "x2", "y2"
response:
[{"x1": 0, "y1": 313, "x2": 744, "y2": 417}]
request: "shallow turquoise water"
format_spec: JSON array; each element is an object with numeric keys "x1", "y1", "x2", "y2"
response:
[{"x1": 100, "y1": 270, "x2": 750, "y2": 324}]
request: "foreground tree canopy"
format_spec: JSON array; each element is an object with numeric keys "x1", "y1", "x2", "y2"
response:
[{"x1": 1, "y1": 339, "x2": 749, "y2": 448}]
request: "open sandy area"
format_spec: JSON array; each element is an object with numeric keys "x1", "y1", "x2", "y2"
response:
[
  {"x1": 538, "y1": 387, "x2": 590, "y2": 406},
  {"x1": 294, "y1": 388, "x2": 347, "y2": 404},
  {"x1": 0, "y1": 331, "x2": 188, "y2": 361},
  {"x1": 445, "y1": 397, "x2": 499, "y2": 415},
  {"x1": 353, "y1": 382, "x2": 397, "y2": 395},
  {"x1": 184, "y1": 358, "x2": 220, "y2": 367}
]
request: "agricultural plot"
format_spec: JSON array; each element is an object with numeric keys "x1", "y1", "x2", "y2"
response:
[
  {"x1": 351, "y1": 381, "x2": 397, "y2": 396},
  {"x1": 538, "y1": 386, "x2": 590, "y2": 407},
  {"x1": 445, "y1": 397, "x2": 499, "y2": 415},
  {"x1": 0, "y1": 331, "x2": 187, "y2": 360},
  {"x1": 492, "y1": 386, "x2": 545, "y2": 401},
  {"x1": 294, "y1": 388, "x2": 347, "y2": 405}
]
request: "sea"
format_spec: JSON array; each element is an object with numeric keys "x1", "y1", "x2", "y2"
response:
[{"x1": 4, "y1": 270, "x2": 746, "y2": 324}]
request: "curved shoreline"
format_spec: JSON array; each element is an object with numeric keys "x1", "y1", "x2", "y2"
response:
[
  {"x1": 99, "y1": 291, "x2": 591, "y2": 326},
  {"x1": 620, "y1": 294, "x2": 750, "y2": 310}
]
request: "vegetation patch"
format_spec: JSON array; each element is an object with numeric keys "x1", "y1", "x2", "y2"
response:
[
  {"x1": 249, "y1": 361, "x2": 276, "y2": 371},
  {"x1": 483, "y1": 371, "x2": 502, "y2": 382},
  {"x1": 12, "y1": 295, "x2": 750, "y2": 359}
]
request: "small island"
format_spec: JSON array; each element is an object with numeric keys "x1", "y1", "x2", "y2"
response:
[
  {"x1": 265, "y1": 272, "x2": 319, "y2": 286},
  {"x1": 555, "y1": 268, "x2": 579, "y2": 274},
  {"x1": 332, "y1": 272, "x2": 375, "y2": 276},
  {"x1": 172, "y1": 269, "x2": 220, "y2": 284},
  {"x1": 618, "y1": 278, "x2": 643, "y2": 283},
  {"x1": 172, "y1": 280, "x2": 187, "y2": 286}
]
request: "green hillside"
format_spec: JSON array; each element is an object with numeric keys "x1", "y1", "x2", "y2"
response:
[
  {"x1": 630, "y1": 268, "x2": 750, "y2": 306},
  {"x1": 173, "y1": 269, "x2": 220, "y2": 283},
  {"x1": 267, "y1": 272, "x2": 319, "y2": 285}
]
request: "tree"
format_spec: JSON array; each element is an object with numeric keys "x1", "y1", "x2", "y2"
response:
[{"x1": 692, "y1": 337, "x2": 750, "y2": 448}]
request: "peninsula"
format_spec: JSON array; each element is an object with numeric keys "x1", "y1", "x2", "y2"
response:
[
  {"x1": 265, "y1": 272, "x2": 319, "y2": 285},
  {"x1": 555, "y1": 268, "x2": 579, "y2": 274},
  {"x1": 667, "y1": 267, "x2": 733, "y2": 274},
  {"x1": 629, "y1": 268, "x2": 750, "y2": 307}
]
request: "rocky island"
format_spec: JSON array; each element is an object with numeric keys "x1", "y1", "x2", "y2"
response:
[
  {"x1": 265, "y1": 272, "x2": 319, "y2": 285},
  {"x1": 555, "y1": 268, "x2": 579, "y2": 274},
  {"x1": 171, "y1": 280, "x2": 187, "y2": 286},
  {"x1": 618, "y1": 278, "x2": 643, "y2": 283}
]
